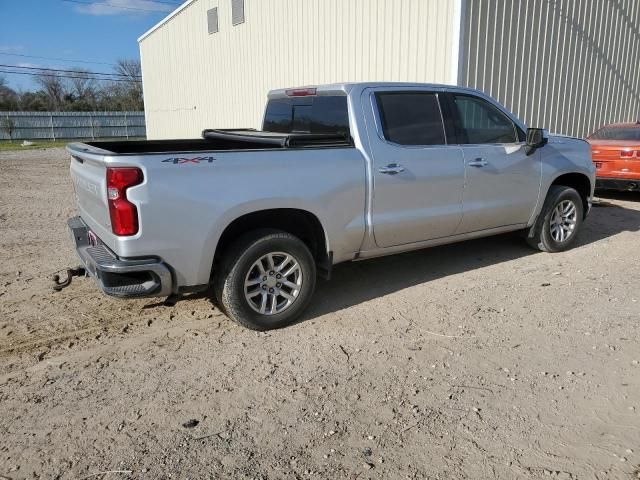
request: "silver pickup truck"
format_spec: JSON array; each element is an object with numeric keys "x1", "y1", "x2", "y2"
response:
[{"x1": 67, "y1": 82, "x2": 595, "y2": 330}]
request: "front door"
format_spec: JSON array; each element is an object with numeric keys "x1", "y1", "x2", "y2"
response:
[
  {"x1": 364, "y1": 89, "x2": 465, "y2": 248},
  {"x1": 445, "y1": 93, "x2": 541, "y2": 234}
]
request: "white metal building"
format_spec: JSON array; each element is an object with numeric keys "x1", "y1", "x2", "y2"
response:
[{"x1": 139, "y1": 0, "x2": 640, "y2": 139}]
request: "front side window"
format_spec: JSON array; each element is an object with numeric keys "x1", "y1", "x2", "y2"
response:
[
  {"x1": 375, "y1": 92, "x2": 446, "y2": 146},
  {"x1": 451, "y1": 94, "x2": 518, "y2": 144}
]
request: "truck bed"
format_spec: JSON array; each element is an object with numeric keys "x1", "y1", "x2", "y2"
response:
[{"x1": 73, "y1": 129, "x2": 352, "y2": 155}]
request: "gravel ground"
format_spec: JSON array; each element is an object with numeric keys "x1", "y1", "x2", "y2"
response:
[{"x1": 0, "y1": 148, "x2": 639, "y2": 480}]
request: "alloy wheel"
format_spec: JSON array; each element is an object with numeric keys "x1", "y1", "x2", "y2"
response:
[
  {"x1": 243, "y1": 252, "x2": 303, "y2": 315},
  {"x1": 549, "y1": 199, "x2": 577, "y2": 242}
]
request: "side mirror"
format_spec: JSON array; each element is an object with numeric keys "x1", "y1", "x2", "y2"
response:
[
  {"x1": 526, "y1": 128, "x2": 548, "y2": 149},
  {"x1": 525, "y1": 128, "x2": 548, "y2": 156}
]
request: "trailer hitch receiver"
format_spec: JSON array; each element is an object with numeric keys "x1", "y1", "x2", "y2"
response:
[{"x1": 52, "y1": 266, "x2": 86, "y2": 291}]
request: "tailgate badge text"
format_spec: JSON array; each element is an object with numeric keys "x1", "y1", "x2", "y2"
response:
[{"x1": 162, "y1": 156, "x2": 216, "y2": 164}]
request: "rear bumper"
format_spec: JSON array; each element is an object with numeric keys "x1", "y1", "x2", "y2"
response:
[
  {"x1": 68, "y1": 216, "x2": 173, "y2": 298},
  {"x1": 595, "y1": 177, "x2": 640, "y2": 191}
]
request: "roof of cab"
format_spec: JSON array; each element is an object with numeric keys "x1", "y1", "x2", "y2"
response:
[{"x1": 267, "y1": 82, "x2": 486, "y2": 99}]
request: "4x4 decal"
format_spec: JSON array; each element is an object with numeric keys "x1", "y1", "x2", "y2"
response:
[{"x1": 162, "y1": 156, "x2": 216, "y2": 164}]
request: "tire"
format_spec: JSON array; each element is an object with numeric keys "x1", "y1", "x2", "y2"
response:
[
  {"x1": 526, "y1": 185, "x2": 584, "y2": 252},
  {"x1": 213, "y1": 229, "x2": 316, "y2": 330}
]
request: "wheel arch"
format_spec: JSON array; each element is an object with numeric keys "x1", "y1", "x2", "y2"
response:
[
  {"x1": 211, "y1": 208, "x2": 332, "y2": 281},
  {"x1": 549, "y1": 172, "x2": 592, "y2": 218},
  {"x1": 527, "y1": 172, "x2": 592, "y2": 240}
]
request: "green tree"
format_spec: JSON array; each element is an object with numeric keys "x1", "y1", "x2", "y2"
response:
[
  {"x1": 20, "y1": 91, "x2": 50, "y2": 111},
  {"x1": 0, "y1": 75, "x2": 20, "y2": 110}
]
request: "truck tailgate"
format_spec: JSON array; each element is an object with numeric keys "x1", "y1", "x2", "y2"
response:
[{"x1": 68, "y1": 148, "x2": 111, "y2": 235}]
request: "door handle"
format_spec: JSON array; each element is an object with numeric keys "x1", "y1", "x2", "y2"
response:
[
  {"x1": 468, "y1": 158, "x2": 488, "y2": 167},
  {"x1": 378, "y1": 163, "x2": 405, "y2": 175}
]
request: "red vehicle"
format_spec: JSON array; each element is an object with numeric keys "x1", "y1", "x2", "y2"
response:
[{"x1": 587, "y1": 122, "x2": 640, "y2": 191}]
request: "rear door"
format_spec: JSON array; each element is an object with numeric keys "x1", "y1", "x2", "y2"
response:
[
  {"x1": 443, "y1": 92, "x2": 541, "y2": 234},
  {"x1": 364, "y1": 88, "x2": 465, "y2": 248}
]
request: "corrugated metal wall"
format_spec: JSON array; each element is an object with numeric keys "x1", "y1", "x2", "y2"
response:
[
  {"x1": 460, "y1": 0, "x2": 640, "y2": 138},
  {"x1": 140, "y1": 0, "x2": 458, "y2": 139},
  {"x1": 0, "y1": 111, "x2": 145, "y2": 140}
]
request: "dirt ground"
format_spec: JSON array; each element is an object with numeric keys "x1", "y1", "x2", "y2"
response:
[{"x1": 0, "y1": 148, "x2": 639, "y2": 480}]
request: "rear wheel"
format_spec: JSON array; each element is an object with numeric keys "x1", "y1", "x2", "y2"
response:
[
  {"x1": 526, "y1": 185, "x2": 583, "y2": 252},
  {"x1": 214, "y1": 230, "x2": 316, "y2": 330}
]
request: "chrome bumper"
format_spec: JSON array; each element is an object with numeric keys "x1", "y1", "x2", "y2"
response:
[{"x1": 68, "y1": 216, "x2": 173, "y2": 298}]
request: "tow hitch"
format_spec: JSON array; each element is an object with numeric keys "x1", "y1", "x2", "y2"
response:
[{"x1": 52, "y1": 266, "x2": 86, "y2": 291}]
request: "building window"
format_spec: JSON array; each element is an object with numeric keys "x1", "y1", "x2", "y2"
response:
[
  {"x1": 207, "y1": 7, "x2": 219, "y2": 34},
  {"x1": 231, "y1": 0, "x2": 244, "y2": 25}
]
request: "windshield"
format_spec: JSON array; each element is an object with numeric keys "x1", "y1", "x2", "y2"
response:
[
  {"x1": 589, "y1": 126, "x2": 640, "y2": 141},
  {"x1": 263, "y1": 96, "x2": 350, "y2": 136}
]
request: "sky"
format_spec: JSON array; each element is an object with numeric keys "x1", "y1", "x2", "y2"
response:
[{"x1": 0, "y1": 0, "x2": 185, "y2": 91}]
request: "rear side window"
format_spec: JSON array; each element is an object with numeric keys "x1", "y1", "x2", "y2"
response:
[
  {"x1": 263, "y1": 96, "x2": 350, "y2": 136},
  {"x1": 375, "y1": 92, "x2": 446, "y2": 146},
  {"x1": 451, "y1": 94, "x2": 518, "y2": 144}
]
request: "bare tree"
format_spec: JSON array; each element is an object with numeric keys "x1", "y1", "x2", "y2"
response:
[
  {"x1": 1, "y1": 116, "x2": 17, "y2": 142},
  {"x1": 111, "y1": 59, "x2": 143, "y2": 111},
  {"x1": 69, "y1": 69, "x2": 98, "y2": 110},
  {"x1": 116, "y1": 59, "x2": 141, "y2": 77},
  {"x1": 34, "y1": 72, "x2": 67, "y2": 111},
  {"x1": 0, "y1": 60, "x2": 147, "y2": 112}
]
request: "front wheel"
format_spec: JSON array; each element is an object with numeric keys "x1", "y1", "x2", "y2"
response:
[
  {"x1": 526, "y1": 185, "x2": 584, "y2": 252},
  {"x1": 214, "y1": 230, "x2": 316, "y2": 330}
]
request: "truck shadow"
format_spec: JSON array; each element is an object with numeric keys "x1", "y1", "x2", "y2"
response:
[{"x1": 302, "y1": 198, "x2": 640, "y2": 321}]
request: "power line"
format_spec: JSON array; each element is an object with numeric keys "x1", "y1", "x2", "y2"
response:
[
  {"x1": 0, "y1": 70, "x2": 141, "y2": 83},
  {"x1": 62, "y1": 0, "x2": 176, "y2": 13},
  {"x1": 145, "y1": 0, "x2": 184, "y2": 5},
  {"x1": 0, "y1": 64, "x2": 141, "y2": 78},
  {"x1": 0, "y1": 52, "x2": 117, "y2": 67}
]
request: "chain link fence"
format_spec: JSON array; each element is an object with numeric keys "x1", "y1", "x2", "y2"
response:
[{"x1": 0, "y1": 111, "x2": 146, "y2": 141}]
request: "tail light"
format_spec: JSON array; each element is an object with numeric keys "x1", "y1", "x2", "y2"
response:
[
  {"x1": 106, "y1": 167, "x2": 143, "y2": 236},
  {"x1": 620, "y1": 149, "x2": 634, "y2": 158},
  {"x1": 285, "y1": 87, "x2": 317, "y2": 97}
]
